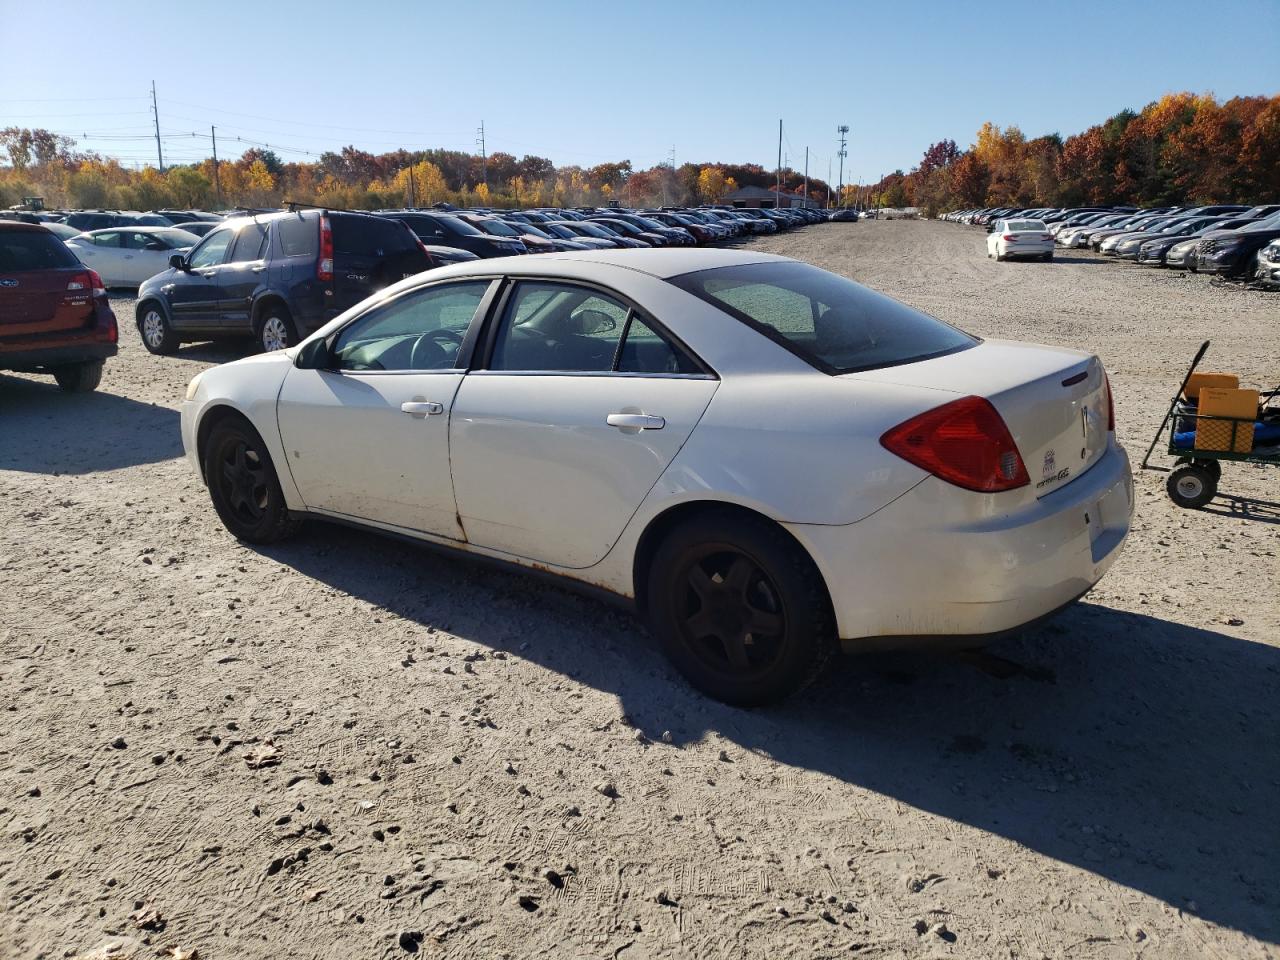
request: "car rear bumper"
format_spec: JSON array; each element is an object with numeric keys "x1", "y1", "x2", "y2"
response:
[
  {"x1": 786, "y1": 439, "x2": 1133, "y2": 648},
  {"x1": 0, "y1": 340, "x2": 118, "y2": 371}
]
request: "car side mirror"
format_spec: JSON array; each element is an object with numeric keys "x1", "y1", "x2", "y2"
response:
[
  {"x1": 294, "y1": 336, "x2": 332, "y2": 371},
  {"x1": 169, "y1": 254, "x2": 187, "y2": 270}
]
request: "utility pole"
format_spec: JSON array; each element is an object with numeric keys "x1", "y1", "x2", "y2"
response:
[
  {"x1": 408, "y1": 163, "x2": 416, "y2": 208},
  {"x1": 211, "y1": 125, "x2": 221, "y2": 206},
  {"x1": 476, "y1": 121, "x2": 487, "y2": 190},
  {"x1": 836, "y1": 124, "x2": 849, "y2": 208},
  {"x1": 803, "y1": 147, "x2": 808, "y2": 209},
  {"x1": 151, "y1": 80, "x2": 164, "y2": 172},
  {"x1": 776, "y1": 120, "x2": 782, "y2": 206},
  {"x1": 827, "y1": 158, "x2": 832, "y2": 208}
]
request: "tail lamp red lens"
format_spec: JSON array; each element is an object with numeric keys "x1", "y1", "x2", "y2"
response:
[
  {"x1": 317, "y1": 215, "x2": 334, "y2": 282},
  {"x1": 880, "y1": 396, "x2": 1029, "y2": 493}
]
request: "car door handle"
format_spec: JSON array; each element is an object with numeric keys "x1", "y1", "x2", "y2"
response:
[
  {"x1": 250, "y1": 264, "x2": 266, "y2": 273},
  {"x1": 401, "y1": 401, "x2": 444, "y2": 416},
  {"x1": 607, "y1": 413, "x2": 665, "y2": 431},
  {"x1": 198, "y1": 270, "x2": 216, "y2": 278}
]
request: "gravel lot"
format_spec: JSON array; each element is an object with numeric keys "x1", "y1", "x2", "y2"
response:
[{"x1": 2, "y1": 221, "x2": 1277, "y2": 960}]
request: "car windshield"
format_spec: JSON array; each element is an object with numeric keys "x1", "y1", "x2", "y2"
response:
[
  {"x1": 574, "y1": 222, "x2": 615, "y2": 238},
  {"x1": 0, "y1": 228, "x2": 81, "y2": 270},
  {"x1": 154, "y1": 228, "x2": 199, "y2": 247},
  {"x1": 418, "y1": 214, "x2": 482, "y2": 237},
  {"x1": 1006, "y1": 220, "x2": 1047, "y2": 232},
  {"x1": 475, "y1": 218, "x2": 520, "y2": 237},
  {"x1": 598, "y1": 219, "x2": 640, "y2": 236},
  {"x1": 514, "y1": 223, "x2": 553, "y2": 239},
  {"x1": 670, "y1": 260, "x2": 978, "y2": 375}
]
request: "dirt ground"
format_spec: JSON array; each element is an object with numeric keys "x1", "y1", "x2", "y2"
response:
[{"x1": 2, "y1": 221, "x2": 1277, "y2": 960}]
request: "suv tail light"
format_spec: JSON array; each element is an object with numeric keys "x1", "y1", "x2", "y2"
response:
[
  {"x1": 880, "y1": 396, "x2": 1029, "y2": 493},
  {"x1": 87, "y1": 269, "x2": 106, "y2": 297},
  {"x1": 317, "y1": 215, "x2": 334, "y2": 282},
  {"x1": 1104, "y1": 373, "x2": 1115, "y2": 431}
]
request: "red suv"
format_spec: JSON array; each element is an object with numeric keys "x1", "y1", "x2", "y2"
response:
[{"x1": 0, "y1": 222, "x2": 118, "y2": 392}]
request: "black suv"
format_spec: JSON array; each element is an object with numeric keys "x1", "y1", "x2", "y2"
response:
[
  {"x1": 383, "y1": 210, "x2": 527, "y2": 258},
  {"x1": 135, "y1": 209, "x2": 431, "y2": 354}
]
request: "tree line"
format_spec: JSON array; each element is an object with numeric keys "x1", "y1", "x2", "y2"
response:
[
  {"x1": 2, "y1": 92, "x2": 1275, "y2": 214},
  {"x1": 855, "y1": 93, "x2": 1280, "y2": 216}
]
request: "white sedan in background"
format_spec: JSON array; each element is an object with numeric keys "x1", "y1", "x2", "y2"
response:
[
  {"x1": 987, "y1": 218, "x2": 1055, "y2": 261},
  {"x1": 180, "y1": 249, "x2": 1132, "y2": 705},
  {"x1": 67, "y1": 226, "x2": 199, "y2": 287}
]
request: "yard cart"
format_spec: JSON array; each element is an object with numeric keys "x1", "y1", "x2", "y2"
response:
[{"x1": 1140, "y1": 340, "x2": 1280, "y2": 508}]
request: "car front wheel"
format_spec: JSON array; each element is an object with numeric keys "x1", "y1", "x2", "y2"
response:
[
  {"x1": 139, "y1": 304, "x2": 179, "y2": 355},
  {"x1": 203, "y1": 417, "x2": 302, "y2": 543},
  {"x1": 646, "y1": 510, "x2": 836, "y2": 706}
]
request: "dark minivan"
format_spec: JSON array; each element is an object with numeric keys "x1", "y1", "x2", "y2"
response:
[
  {"x1": 0, "y1": 222, "x2": 118, "y2": 392},
  {"x1": 135, "y1": 209, "x2": 431, "y2": 354}
]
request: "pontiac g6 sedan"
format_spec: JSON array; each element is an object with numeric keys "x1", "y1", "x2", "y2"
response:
[{"x1": 181, "y1": 249, "x2": 1132, "y2": 705}]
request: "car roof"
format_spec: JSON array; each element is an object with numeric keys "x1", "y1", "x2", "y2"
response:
[
  {"x1": 76, "y1": 225, "x2": 186, "y2": 234},
  {"x1": 420, "y1": 247, "x2": 790, "y2": 282},
  {"x1": 0, "y1": 220, "x2": 53, "y2": 233}
]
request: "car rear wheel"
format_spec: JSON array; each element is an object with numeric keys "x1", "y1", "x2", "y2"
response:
[
  {"x1": 1041, "y1": 253, "x2": 1053, "y2": 262},
  {"x1": 52, "y1": 359, "x2": 103, "y2": 393},
  {"x1": 646, "y1": 510, "x2": 836, "y2": 706},
  {"x1": 258, "y1": 307, "x2": 298, "y2": 353},
  {"x1": 1167, "y1": 463, "x2": 1218, "y2": 509},
  {"x1": 203, "y1": 418, "x2": 302, "y2": 543},
  {"x1": 139, "y1": 304, "x2": 178, "y2": 355}
]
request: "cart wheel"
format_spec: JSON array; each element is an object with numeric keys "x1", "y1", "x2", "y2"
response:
[{"x1": 1167, "y1": 464, "x2": 1218, "y2": 509}]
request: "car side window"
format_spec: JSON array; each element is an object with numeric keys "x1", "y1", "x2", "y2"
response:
[
  {"x1": 229, "y1": 222, "x2": 268, "y2": 262},
  {"x1": 188, "y1": 229, "x2": 234, "y2": 269},
  {"x1": 332, "y1": 281, "x2": 491, "y2": 372},
  {"x1": 94, "y1": 231, "x2": 122, "y2": 248},
  {"x1": 490, "y1": 281, "x2": 700, "y2": 375}
]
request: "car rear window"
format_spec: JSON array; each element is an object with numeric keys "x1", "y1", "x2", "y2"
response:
[
  {"x1": 331, "y1": 215, "x2": 417, "y2": 255},
  {"x1": 1007, "y1": 220, "x2": 1047, "y2": 232},
  {"x1": 0, "y1": 229, "x2": 81, "y2": 271},
  {"x1": 277, "y1": 215, "x2": 318, "y2": 257},
  {"x1": 669, "y1": 260, "x2": 977, "y2": 375}
]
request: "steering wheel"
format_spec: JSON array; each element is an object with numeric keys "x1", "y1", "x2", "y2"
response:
[{"x1": 410, "y1": 328, "x2": 464, "y2": 370}]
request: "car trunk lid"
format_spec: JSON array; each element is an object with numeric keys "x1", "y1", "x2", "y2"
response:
[
  {"x1": 847, "y1": 340, "x2": 1110, "y2": 500},
  {"x1": 0, "y1": 265, "x2": 95, "y2": 339}
]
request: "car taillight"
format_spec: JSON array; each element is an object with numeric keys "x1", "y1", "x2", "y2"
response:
[
  {"x1": 317, "y1": 215, "x2": 334, "y2": 281},
  {"x1": 66, "y1": 271, "x2": 91, "y2": 292},
  {"x1": 1003, "y1": 234, "x2": 1016, "y2": 241},
  {"x1": 880, "y1": 396, "x2": 1029, "y2": 493},
  {"x1": 1105, "y1": 373, "x2": 1115, "y2": 432},
  {"x1": 88, "y1": 269, "x2": 106, "y2": 296}
]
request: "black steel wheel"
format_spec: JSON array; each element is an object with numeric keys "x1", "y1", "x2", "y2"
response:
[
  {"x1": 647, "y1": 510, "x2": 835, "y2": 706},
  {"x1": 1167, "y1": 463, "x2": 1218, "y2": 509},
  {"x1": 203, "y1": 418, "x2": 301, "y2": 543}
]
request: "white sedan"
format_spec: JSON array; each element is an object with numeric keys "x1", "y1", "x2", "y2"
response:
[
  {"x1": 987, "y1": 218, "x2": 1055, "y2": 261},
  {"x1": 180, "y1": 249, "x2": 1132, "y2": 704},
  {"x1": 67, "y1": 226, "x2": 199, "y2": 287}
]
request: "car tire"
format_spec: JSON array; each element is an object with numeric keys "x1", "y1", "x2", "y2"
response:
[
  {"x1": 646, "y1": 509, "x2": 836, "y2": 707},
  {"x1": 257, "y1": 306, "x2": 298, "y2": 353},
  {"x1": 52, "y1": 359, "x2": 104, "y2": 393},
  {"x1": 1042, "y1": 253, "x2": 1053, "y2": 262},
  {"x1": 139, "y1": 302, "x2": 179, "y2": 355},
  {"x1": 203, "y1": 417, "x2": 303, "y2": 544},
  {"x1": 995, "y1": 250, "x2": 1004, "y2": 262},
  {"x1": 1167, "y1": 464, "x2": 1217, "y2": 509}
]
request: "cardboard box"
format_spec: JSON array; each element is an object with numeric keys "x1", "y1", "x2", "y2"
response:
[
  {"x1": 1184, "y1": 372, "x2": 1239, "y2": 400},
  {"x1": 1195, "y1": 387, "x2": 1258, "y2": 453}
]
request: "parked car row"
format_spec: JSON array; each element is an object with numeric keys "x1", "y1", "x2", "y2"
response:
[
  {"x1": 943, "y1": 204, "x2": 1280, "y2": 284},
  {"x1": 1, "y1": 202, "x2": 838, "y2": 390}
]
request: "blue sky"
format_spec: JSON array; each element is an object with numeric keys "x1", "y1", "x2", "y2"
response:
[{"x1": 1, "y1": 0, "x2": 1276, "y2": 185}]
